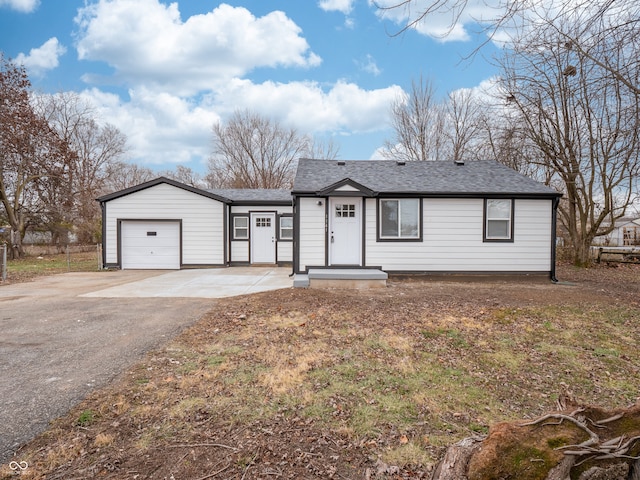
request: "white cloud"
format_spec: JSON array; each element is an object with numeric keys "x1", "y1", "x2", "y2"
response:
[
  {"x1": 77, "y1": 79, "x2": 401, "y2": 169},
  {"x1": 0, "y1": 0, "x2": 38, "y2": 13},
  {"x1": 357, "y1": 54, "x2": 382, "y2": 76},
  {"x1": 16, "y1": 37, "x2": 66, "y2": 76},
  {"x1": 318, "y1": 0, "x2": 355, "y2": 15},
  {"x1": 79, "y1": 87, "x2": 220, "y2": 167},
  {"x1": 211, "y1": 79, "x2": 402, "y2": 134},
  {"x1": 75, "y1": 0, "x2": 321, "y2": 95}
]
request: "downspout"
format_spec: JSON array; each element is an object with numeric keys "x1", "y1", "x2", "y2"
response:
[
  {"x1": 224, "y1": 203, "x2": 230, "y2": 266},
  {"x1": 100, "y1": 200, "x2": 106, "y2": 269},
  {"x1": 550, "y1": 196, "x2": 560, "y2": 283},
  {"x1": 290, "y1": 196, "x2": 297, "y2": 277}
]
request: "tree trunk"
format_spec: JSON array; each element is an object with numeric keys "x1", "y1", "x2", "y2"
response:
[
  {"x1": 573, "y1": 238, "x2": 593, "y2": 267},
  {"x1": 431, "y1": 436, "x2": 483, "y2": 480},
  {"x1": 9, "y1": 229, "x2": 24, "y2": 260}
]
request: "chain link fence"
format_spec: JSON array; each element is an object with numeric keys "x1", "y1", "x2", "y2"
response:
[
  {"x1": 1, "y1": 244, "x2": 6, "y2": 282},
  {"x1": 1, "y1": 244, "x2": 103, "y2": 284}
]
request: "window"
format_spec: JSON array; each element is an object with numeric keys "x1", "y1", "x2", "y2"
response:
[
  {"x1": 484, "y1": 199, "x2": 514, "y2": 242},
  {"x1": 335, "y1": 204, "x2": 355, "y2": 217},
  {"x1": 379, "y1": 199, "x2": 421, "y2": 240},
  {"x1": 233, "y1": 216, "x2": 249, "y2": 240},
  {"x1": 255, "y1": 217, "x2": 271, "y2": 227},
  {"x1": 279, "y1": 216, "x2": 293, "y2": 240}
]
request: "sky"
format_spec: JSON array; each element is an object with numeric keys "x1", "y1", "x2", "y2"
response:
[{"x1": 0, "y1": 0, "x2": 501, "y2": 174}]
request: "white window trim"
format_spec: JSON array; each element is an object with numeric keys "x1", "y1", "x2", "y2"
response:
[
  {"x1": 484, "y1": 199, "x2": 513, "y2": 242},
  {"x1": 279, "y1": 216, "x2": 293, "y2": 240},
  {"x1": 233, "y1": 216, "x2": 249, "y2": 240}
]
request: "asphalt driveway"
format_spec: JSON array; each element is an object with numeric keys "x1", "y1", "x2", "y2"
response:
[{"x1": 0, "y1": 268, "x2": 292, "y2": 464}]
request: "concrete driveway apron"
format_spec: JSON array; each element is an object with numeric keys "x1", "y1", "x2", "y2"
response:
[{"x1": 0, "y1": 268, "x2": 291, "y2": 464}]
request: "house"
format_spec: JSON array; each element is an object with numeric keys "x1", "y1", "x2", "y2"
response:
[
  {"x1": 592, "y1": 217, "x2": 640, "y2": 247},
  {"x1": 97, "y1": 177, "x2": 292, "y2": 269},
  {"x1": 97, "y1": 159, "x2": 562, "y2": 282},
  {"x1": 291, "y1": 159, "x2": 562, "y2": 281}
]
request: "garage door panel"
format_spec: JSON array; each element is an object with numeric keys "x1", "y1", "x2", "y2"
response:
[{"x1": 121, "y1": 221, "x2": 180, "y2": 269}]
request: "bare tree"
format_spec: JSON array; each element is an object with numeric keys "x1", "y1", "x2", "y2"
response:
[
  {"x1": 499, "y1": 18, "x2": 640, "y2": 266},
  {"x1": 103, "y1": 161, "x2": 155, "y2": 191},
  {"x1": 443, "y1": 88, "x2": 483, "y2": 162},
  {"x1": 35, "y1": 92, "x2": 128, "y2": 243},
  {"x1": 0, "y1": 54, "x2": 71, "y2": 258},
  {"x1": 308, "y1": 137, "x2": 340, "y2": 161},
  {"x1": 473, "y1": 98, "x2": 553, "y2": 183},
  {"x1": 375, "y1": 0, "x2": 640, "y2": 96},
  {"x1": 158, "y1": 165, "x2": 204, "y2": 188},
  {"x1": 208, "y1": 110, "x2": 312, "y2": 189},
  {"x1": 382, "y1": 76, "x2": 445, "y2": 161}
]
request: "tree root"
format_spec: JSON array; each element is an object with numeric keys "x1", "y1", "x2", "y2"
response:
[{"x1": 521, "y1": 411, "x2": 640, "y2": 468}]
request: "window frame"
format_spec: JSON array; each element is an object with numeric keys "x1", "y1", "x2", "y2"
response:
[
  {"x1": 483, "y1": 198, "x2": 515, "y2": 243},
  {"x1": 231, "y1": 214, "x2": 249, "y2": 241},
  {"x1": 377, "y1": 198, "x2": 423, "y2": 242},
  {"x1": 278, "y1": 214, "x2": 293, "y2": 241}
]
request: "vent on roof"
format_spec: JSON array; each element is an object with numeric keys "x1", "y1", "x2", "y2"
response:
[
  {"x1": 454, "y1": 159, "x2": 465, "y2": 166},
  {"x1": 396, "y1": 161, "x2": 406, "y2": 166},
  {"x1": 337, "y1": 161, "x2": 346, "y2": 166}
]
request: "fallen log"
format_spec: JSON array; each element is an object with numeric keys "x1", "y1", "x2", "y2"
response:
[{"x1": 430, "y1": 402, "x2": 640, "y2": 480}]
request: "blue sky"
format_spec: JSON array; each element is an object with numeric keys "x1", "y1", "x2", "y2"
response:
[{"x1": 0, "y1": 0, "x2": 500, "y2": 173}]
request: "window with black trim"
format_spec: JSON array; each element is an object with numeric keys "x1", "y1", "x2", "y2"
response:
[
  {"x1": 335, "y1": 204, "x2": 355, "y2": 217},
  {"x1": 484, "y1": 199, "x2": 514, "y2": 242},
  {"x1": 379, "y1": 198, "x2": 421, "y2": 240},
  {"x1": 279, "y1": 216, "x2": 293, "y2": 240},
  {"x1": 233, "y1": 216, "x2": 249, "y2": 240}
]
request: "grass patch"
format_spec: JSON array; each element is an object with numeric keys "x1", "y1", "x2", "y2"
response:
[
  {"x1": 6, "y1": 251, "x2": 99, "y2": 282},
  {"x1": 76, "y1": 410, "x2": 95, "y2": 426}
]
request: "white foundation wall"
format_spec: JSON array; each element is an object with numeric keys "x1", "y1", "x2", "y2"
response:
[
  {"x1": 104, "y1": 183, "x2": 225, "y2": 266},
  {"x1": 297, "y1": 197, "x2": 327, "y2": 271},
  {"x1": 365, "y1": 198, "x2": 553, "y2": 272}
]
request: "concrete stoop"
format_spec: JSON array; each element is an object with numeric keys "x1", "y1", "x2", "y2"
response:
[{"x1": 293, "y1": 268, "x2": 388, "y2": 289}]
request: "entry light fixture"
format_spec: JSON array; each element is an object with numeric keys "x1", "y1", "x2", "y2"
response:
[{"x1": 317, "y1": 200, "x2": 323, "y2": 206}]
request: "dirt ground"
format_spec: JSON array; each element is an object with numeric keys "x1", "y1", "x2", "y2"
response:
[{"x1": 3, "y1": 262, "x2": 640, "y2": 480}]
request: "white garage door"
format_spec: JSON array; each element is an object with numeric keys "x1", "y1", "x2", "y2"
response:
[{"x1": 121, "y1": 221, "x2": 180, "y2": 269}]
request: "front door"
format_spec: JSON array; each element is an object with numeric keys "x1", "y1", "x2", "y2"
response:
[
  {"x1": 329, "y1": 197, "x2": 361, "y2": 265},
  {"x1": 251, "y1": 212, "x2": 276, "y2": 264}
]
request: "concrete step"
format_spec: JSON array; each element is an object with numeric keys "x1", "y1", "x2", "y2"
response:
[{"x1": 295, "y1": 268, "x2": 387, "y2": 288}]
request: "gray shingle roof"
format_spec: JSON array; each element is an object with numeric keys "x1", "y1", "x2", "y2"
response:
[
  {"x1": 292, "y1": 159, "x2": 561, "y2": 197},
  {"x1": 207, "y1": 188, "x2": 292, "y2": 203}
]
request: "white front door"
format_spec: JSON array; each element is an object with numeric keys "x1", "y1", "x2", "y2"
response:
[
  {"x1": 329, "y1": 197, "x2": 361, "y2": 265},
  {"x1": 251, "y1": 212, "x2": 276, "y2": 264}
]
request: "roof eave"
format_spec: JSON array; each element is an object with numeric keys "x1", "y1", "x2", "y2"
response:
[{"x1": 96, "y1": 177, "x2": 231, "y2": 203}]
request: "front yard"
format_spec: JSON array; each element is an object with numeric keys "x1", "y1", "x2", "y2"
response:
[{"x1": 3, "y1": 263, "x2": 639, "y2": 479}]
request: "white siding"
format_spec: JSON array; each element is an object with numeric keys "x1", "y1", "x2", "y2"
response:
[
  {"x1": 228, "y1": 205, "x2": 293, "y2": 263},
  {"x1": 104, "y1": 183, "x2": 224, "y2": 266},
  {"x1": 298, "y1": 197, "x2": 326, "y2": 271},
  {"x1": 365, "y1": 198, "x2": 552, "y2": 272},
  {"x1": 278, "y1": 241, "x2": 293, "y2": 263},
  {"x1": 230, "y1": 241, "x2": 249, "y2": 262}
]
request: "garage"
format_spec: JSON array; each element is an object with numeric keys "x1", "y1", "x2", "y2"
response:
[{"x1": 120, "y1": 220, "x2": 181, "y2": 269}]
